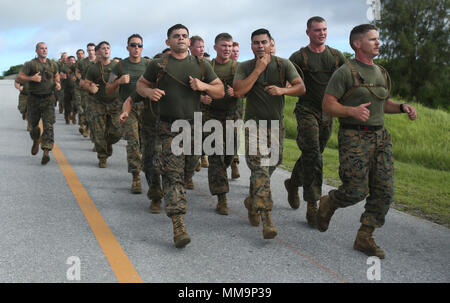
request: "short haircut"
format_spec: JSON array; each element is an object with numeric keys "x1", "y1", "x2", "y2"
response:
[
  {"x1": 113, "y1": 57, "x2": 122, "y2": 61},
  {"x1": 162, "y1": 48, "x2": 171, "y2": 54},
  {"x1": 153, "y1": 53, "x2": 163, "y2": 59},
  {"x1": 167, "y1": 24, "x2": 189, "y2": 38},
  {"x1": 127, "y1": 34, "x2": 143, "y2": 45},
  {"x1": 68, "y1": 56, "x2": 76, "y2": 60},
  {"x1": 215, "y1": 33, "x2": 233, "y2": 44},
  {"x1": 233, "y1": 42, "x2": 239, "y2": 47},
  {"x1": 307, "y1": 16, "x2": 326, "y2": 29},
  {"x1": 251, "y1": 28, "x2": 272, "y2": 41},
  {"x1": 76, "y1": 49, "x2": 84, "y2": 54},
  {"x1": 203, "y1": 52, "x2": 210, "y2": 58},
  {"x1": 35, "y1": 42, "x2": 46, "y2": 50},
  {"x1": 95, "y1": 41, "x2": 110, "y2": 51},
  {"x1": 350, "y1": 24, "x2": 378, "y2": 51},
  {"x1": 87, "y1": 43, "x2": 96, "y2": 49},
  {"x1": 190, "y1": 35, "x2": 204, "y2": 45}
]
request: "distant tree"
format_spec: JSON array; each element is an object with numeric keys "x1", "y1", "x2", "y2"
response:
[
  {"x1": 377, "y1": 0, "x2": 449, "y2": 108},
  {"x1": 3, "y1": 64, "x2": 24, "y2": 77},
  {"x1": 343, "y1": 52, "x2": 354, "y2": 60}
]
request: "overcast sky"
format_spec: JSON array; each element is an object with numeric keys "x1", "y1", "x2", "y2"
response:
[{"x1": 0, "y1": 0, "x2": 372, "y2": 74}]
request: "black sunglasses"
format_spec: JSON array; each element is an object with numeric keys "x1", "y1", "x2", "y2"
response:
[{"x1": 129, "y1": 43, "x2": 143, "y2": 48}]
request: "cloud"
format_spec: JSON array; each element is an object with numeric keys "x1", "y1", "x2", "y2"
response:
[{"x1": 0, "y1": 0, "x2": 372, "y2": 73}]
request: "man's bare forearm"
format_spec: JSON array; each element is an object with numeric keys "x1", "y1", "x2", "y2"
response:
[{"x1": 233, "y1": 69, "x2": 261, "y2": 98}]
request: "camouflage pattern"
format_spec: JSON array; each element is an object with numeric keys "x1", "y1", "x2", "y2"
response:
[
  {"x1": 122, "y1": 103, "x2": 144, "y2": 174},
  {"x1": 245, "y1": 122, "x2": 285, "y2": 211},
  {"x1": 290, "y1": 105, "x2": 333, "y2": 202},
  {"x1": 79, "y1": 90, "x2": 89, "y2": 130},
  {"x1": 18, "y1": 94, "x2": 28, "y2": 115},
  {"x1": 206, "y1": 110, "x2": 239, "y2": 196},
  {"x1": 28, "y1": 94, "x2": 56, "y2": 151},
  {"x1": 56, "y1": 89, "x2": 64, "y2": 112},
  {"x1": 141, "y1": 112, "x2": 163, "y2": 201},
  {"x1": 73, "y1": 87, "x2": 82, "y2": 124},
  {"x1": 328, "y1": 128, "x2": 394, "y2": 228},
  {"x1": 89, "y1": 97, "x2": 123, "y2": 160},
  {"x1": 63, "y1": 88, "x2": 74, "y2": 121},
  {"x1": 157, "y1": 121, "x2": 200, "y2": 217}
]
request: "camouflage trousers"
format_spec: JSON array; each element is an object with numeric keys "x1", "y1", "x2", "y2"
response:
[
  {"x1": 90, "y1": 98, "x2": 123, "y2": 160},
  {"x1": 56, "y1": 89, "x2": 64, "y2": 111},
  {"x1": 79, "y1": 90, "x2": 89, "y2": 128},
  {"x1": 18, "y1": 94, "x2": 28, "y2": 115},
  {"x1": 28, "y1": 94, "x2": 56, "y2": 151},
  {"x1": 141, "y1": 112, "x2": 162, "y2": 201},
  {"x1": 64, "y1": 89, "x2": 75, "y2": 121},
  {"x1": 245, "y1": 121, "x2": 285, "y2": 211},
  {"x1": 232, "y1": 99, "x2": 244, "y2": 166},
  {"x1": 328, "y1": 127, "x2": 394, "y2": 228},
  {"x1": 73, "y1": 87, "x2": 82, "y2": 124},
  {"x1": 156, "y1": 120, "x2": 200, "y2": 217},
  {"x1": 290, "y1": 106, "x2": 333, "y2": 202},
  {"x1": 122, "y1": 103, "x2": 144, "y2": 174},
  {"x1": 206, "y1": 110, "x2": 239, "y2": 196},
  {"x1": 84, "y1": 93, "x2": 96, "y2": 143}
]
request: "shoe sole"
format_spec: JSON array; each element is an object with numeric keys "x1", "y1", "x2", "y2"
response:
[
  {"x1": 263, "y1": 229, "x2": 278, "y2": 239},
  {"x1": 244, "y1": 197, "x2": 260, "y2": 226},
  {"x1": 174, "y1": 235, "x2": 191, "y2": 248},
  {"x1": 284, "y1": 179, "x2": 300, "y2": 209}
]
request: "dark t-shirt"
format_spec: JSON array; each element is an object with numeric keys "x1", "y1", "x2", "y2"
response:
[
  {"x1": 86, "y1": 61, "x2": 119, "y2": 102},
  {"x1": 325, "y1": 59, "x2": 390, "y2": 126},
  {"x1": 289, "y1": 46, "x2": 346, "y2": 114},
  {"x1": 234, "y1": 55, "x2": 299, "y2": 121},
  {"x1": 21, "y1": 59, "x2": 59, "y2": 95},
  {"x1": 142, "y1": 55, "x2": 218, "y2": 120},
  {"x1": 209, "y1": 59, "x2": 239, "y2": 112},
  {"x1": 111, "y1": 57, "x2": 150, "y2": 102}
]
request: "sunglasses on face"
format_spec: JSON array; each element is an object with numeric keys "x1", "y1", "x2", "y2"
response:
[{"x1": 129, "y1": 43, "x2": 143, "y2": 48}]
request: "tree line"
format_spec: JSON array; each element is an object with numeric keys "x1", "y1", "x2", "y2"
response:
[{"x1": 2, "y1": 0, "x2": 448, "y2": 110}]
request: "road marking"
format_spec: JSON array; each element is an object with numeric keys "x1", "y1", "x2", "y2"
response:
[
  {"x1": 194, "y1": 186, "x2": 349, "y2": 283},
  {"x1": 50, "y1": 135, "x2": 142, "y2": 283}
]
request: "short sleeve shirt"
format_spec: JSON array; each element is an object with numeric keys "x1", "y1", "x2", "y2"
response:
[
  {"x1": 289, "y1": 46, "x2": 346, "y2": 113},
  {"x1": 142, "y1": 55, "x2": 218, "y2": 120},
  {"x1": 210, "y1": 59, "x2": 239, "y2": 112},
  {"x1": 111, "y1": 57, "x2": 150, "y2": 102},
  {"x1": 234, "y1": 55, "x2": 300, "y2": 121},
  {"x1": 20, "y1": 59, "x2": 59, "y2": 95},
  {"x1": 325, "y1": 59, "x2": 390, "y2": 126},
  {"x1": 86, "y1": 61, "x2": 119, "y2": 102}
]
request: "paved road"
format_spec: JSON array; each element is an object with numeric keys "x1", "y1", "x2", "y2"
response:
[{"x1": 0, "y1": 80, "x2": 448, "y2": 283}]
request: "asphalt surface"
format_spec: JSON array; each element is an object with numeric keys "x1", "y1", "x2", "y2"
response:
[{"x1": 0, "y1": 80, "x2": 449, "y2": 283}]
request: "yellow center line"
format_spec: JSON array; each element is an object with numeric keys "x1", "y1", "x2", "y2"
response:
[{"x1": 48, "y1": 128, "x2": 142, "y2": 283}]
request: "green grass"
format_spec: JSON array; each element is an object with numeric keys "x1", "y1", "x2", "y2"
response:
[{"x1": 281, "y1": 97, "x2": 450, "y2": 226}]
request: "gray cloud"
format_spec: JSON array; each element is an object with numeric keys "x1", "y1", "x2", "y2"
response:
[{"x1": 0, "y1": 0, "x2": 371, "y2": 73}]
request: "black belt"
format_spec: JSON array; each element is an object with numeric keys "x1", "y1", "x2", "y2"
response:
[
  {"x1": 341, "y1": 124, "x2": 383, "y2": 132},
  {"x1": 160, "y1": 116, "x2": 194, "y2": 124},
  {"x1": 30, "y1": 93, "x2": 53, "y2": 98}
]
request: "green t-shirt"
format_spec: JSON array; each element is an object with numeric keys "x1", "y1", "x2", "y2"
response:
[
  {"x1": 131, "y1": 90, "x2": 160, "y2": 123},
  {"x1": 234, "y1": 55, "x2": 300, "y2": 121},
  {"x1": 77, "y1": 58, "x2": 96, "y2": 80},
  {"x1": 142, "y1": 55, "x2": 218, "y2": 120},
  {"x1": 209, "y1": 59, "x2": 239, "y2": 112},
  {"x1": 60, "y1": 64, "x2": 75, "y2": 91},
  {"x1": 325, "y1": 59, "x2": 390, "y2": 126},
  {"x1": 290, "y1": 46, "x2": 346, "y2": 114},
  {"x1": 20, "y1": 58, "x2": 59, "y2": 95},
  {"x1": 86, "y1": 61, "x2": 119, "y2": 102},
  {"x1": 111, "y1": 57, "x2": 150, "y2": 102}
]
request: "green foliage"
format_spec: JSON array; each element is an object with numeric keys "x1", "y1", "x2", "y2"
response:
[
  {"x1": 284, "y1": 96, "x2": 450, "y2": 171},
  {"x1": 377, "y1": 0, "x2": 450, "y2": 108},
  {"x1": 3, "y1": 64, "x2": 24, "y2": 77},
  {"x1": 343, "y1": 52, "x2": 354, "y2": 60}
]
